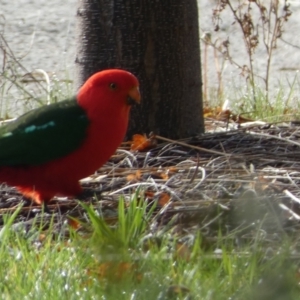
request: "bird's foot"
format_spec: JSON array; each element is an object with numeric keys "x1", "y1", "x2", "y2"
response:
[
  {"x1": 41, "y1": 202, "x2": 52, "y2": 213},
  {"x1": 23, "y1": 197, "x2": 52, "y2": 214},
  {"x1": 78, "y1": 178, "x2": 126, "y2": 201},
  {"x1": 77, "y1": 187, "x2": 103, "y2": 201}
]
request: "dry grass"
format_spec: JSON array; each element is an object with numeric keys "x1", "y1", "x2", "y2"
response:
[{"x1": 1, "y1": 119, "x2": 300, "y2": 253}]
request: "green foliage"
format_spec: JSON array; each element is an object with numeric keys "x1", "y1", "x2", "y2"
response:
[
  {"x1": 81, "y1": 193, "x2": 156, "y2": 252},
  {"x1": 0, "y1": 199, "x2": 298, "y2": 299}
]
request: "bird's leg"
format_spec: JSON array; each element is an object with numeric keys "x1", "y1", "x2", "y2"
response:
[
  {"x1": 78, "y1": 177, "x2": 127, "y2": 201},
  {"x1": 41, "y1": 201, "x2": 52, "y2": 214},
  {"x1": 22, "y1": 196, "x2": 52, "y2": 213},
  {"x1": 77, "y1": 187, "x2": 103, "y2": 201},
  {"x1": 22, "y1": 196, "x2": 34, "y2": 207}
]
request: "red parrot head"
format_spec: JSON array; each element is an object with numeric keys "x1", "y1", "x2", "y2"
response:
[{"x1": 77, "y1": 69, "x2": 141, "y2": 120}]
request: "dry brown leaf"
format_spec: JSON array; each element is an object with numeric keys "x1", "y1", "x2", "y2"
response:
[
  {"x1": 38, "y1": 233, "x2": 47, "y2": 242},
  {"x1": 144, "y1": 190, "x2": 155, "y2": 199},
  {"x1": 88, "y1": 261, "x2": 142, "y2": 283},
  {"x1": 174, "y1": 242, "x2": 191, "y2": 261},
  {"x1": 126, "y1": 170, "x2": 142, "y2": 182},
  {"x1": 130, "y1": 134, "x2": 157, "y2": 151},
  {"x1": 67, "y1": 216, "x2": 82, "y2": 230},
  {"x1": 158, "y1": 192, "x2": 171, "y2": 207},
  {"x1": 204, "y1": 105, "x2": 254, "y2": 123}
]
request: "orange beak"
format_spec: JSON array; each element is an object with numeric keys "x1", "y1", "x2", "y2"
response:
[{"x1": 128, "y1": 86, "x2": 141, "y2": 105}]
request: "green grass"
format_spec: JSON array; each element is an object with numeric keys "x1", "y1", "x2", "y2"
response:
[
  {"x1": 0, "y1": 196, "x2": 298, "y2": 299},
  {"x1": 205, "y1": 74, "x2": 300, "y2": 124}
]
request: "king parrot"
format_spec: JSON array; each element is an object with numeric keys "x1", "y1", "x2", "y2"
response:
[{"x1": 0, "y1": 69, "x2": 140, "y2": 205}]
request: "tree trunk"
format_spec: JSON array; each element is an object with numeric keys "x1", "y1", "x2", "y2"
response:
[{"x1": 76, "y1": 0, "x2": 204, "y2": 139}]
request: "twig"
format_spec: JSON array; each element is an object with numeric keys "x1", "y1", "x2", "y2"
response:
[{"x1": 154, "y1": 134, "x2": 233, "y2": 157}]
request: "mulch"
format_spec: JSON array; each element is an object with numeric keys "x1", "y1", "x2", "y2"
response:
[{"x1": 2, "y1": 119, "x2": 300, "y2": 246}]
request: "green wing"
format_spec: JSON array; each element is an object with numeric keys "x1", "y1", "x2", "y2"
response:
[{"x1": 0, "y1": 97, "x2": 90, "y2": 166}]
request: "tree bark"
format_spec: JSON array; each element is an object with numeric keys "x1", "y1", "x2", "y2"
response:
[{"x1": 76, "y1": 0, "x2": 204, "y2": 139}]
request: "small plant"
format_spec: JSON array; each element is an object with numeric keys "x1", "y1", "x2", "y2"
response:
[
  {"x1": 81, "y1": 192, "x2": 157, "y2": 253},
  {"x1": 0, "y1": 34, "x2": 72, "y2": 120},
  {"x1": 204, "y1": 0, "x2": 292, "y2": 109}
]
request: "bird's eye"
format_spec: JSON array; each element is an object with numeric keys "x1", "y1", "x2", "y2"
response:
[{"x1": 109, "y1": 83, "x2": 117, "y2": 90}]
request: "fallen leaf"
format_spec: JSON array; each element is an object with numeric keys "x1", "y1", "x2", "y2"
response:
[
  {"x1": 158, "y1": 192, "x2": 171, "y2": 207},
  {"x1": 67, "y1": 216, "x2": 82, "y2": 230},
  {"x1": 127, "y1": 170, "x2": 142, "y2": 182},
  {"x1": 130, "y1": 134, "x2": 157, "y2": 151},
  {"x1": 174, "y1": 242, "x2": 191, "y2": 261},
  {"x1": 88, "y1": 261, "x2": 142, "y2": 283}
]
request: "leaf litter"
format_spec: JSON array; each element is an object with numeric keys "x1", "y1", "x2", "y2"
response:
[{"x1": 1, "y1": 119, "x2": 300, "y2": 249}]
